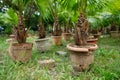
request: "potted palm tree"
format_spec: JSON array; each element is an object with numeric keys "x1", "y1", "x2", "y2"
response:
[
  {"x1": 87, "y1": 16, "x2": 102, "y2": 43},
  {"x1": 8, "y1": 0, "x2": 33, "y2": 62},
  {"x1": 106, "y1": 0, "x2": 120, "y2": 38},
  {"x1": 62, "y1": 20, "x2": 72, "y2": 41},
  {"x1": 63, "y1": 0, "x2": 108, "y2": 71},
  {"x1": 67, "y1": 12, "x2": 98, "y2": 71},
  {"x1": 49, "y1": 0, "x2": 62, "y2": 46},
  {"x1": 58, "y1": 4, "x2": 73, "y2": 41},
  {"x1": 110, "y1": 22, "x2": 120, "y2": 37},
  {"x1": 35, "y1": 18, "x2": 51, "y2": 52},
  {"x1": 34, "y1": 0, "x2": 51, "y2": 52}
]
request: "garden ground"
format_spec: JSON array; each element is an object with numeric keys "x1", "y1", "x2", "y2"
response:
[{"x1": 0, "y1": 35, "x2": 120, "y2": 80}]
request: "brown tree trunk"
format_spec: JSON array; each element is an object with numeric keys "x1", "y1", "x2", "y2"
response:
[{"x1": 74, "y1": 13, "x2": 89, "y2": 46}]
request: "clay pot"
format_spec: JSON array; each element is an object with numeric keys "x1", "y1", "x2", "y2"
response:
[
  {"x1": 62, "y1": 33, "x2": 72, "y2": 41},
  {"x1": 35, "y1": 38, "x2": 51, "y2": 52},
  {"x1": 67, "y1": 43, "x2": 98, "y2": 71},
  {"x1": 92, "y1": 32, "x2": 101, "y2": 39},
  {"x1": 110, "y1": 31, "x2": 120, "y2": 38},
  {"x1": 51, "y1": 36, "x2": 62, "y2": 46},
  {"x1": 9, "y1": 34, "x2": 16, "y2": 41},
  {"x1": 9, "y1": 34, "x2": 15, "y2": 38},
  {"x1": 8, "y1": 43, "x2": 33, "y2": 62},
  {"x1": 87, "y1": 38, "x2": 98, "y2": 44}
]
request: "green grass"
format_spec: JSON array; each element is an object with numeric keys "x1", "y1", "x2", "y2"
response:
[{"x1": 0, "y1": 35, "x2": 120, "y2": 80}]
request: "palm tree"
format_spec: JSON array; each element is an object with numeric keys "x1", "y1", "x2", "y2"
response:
[
  {"x1": 48, "y1": 0, "x2": 63, "y2": 45},
  {"x1": 34, "y1": 0, "x2": 49, "y2": 39},
  {"x1": 34, "y1": 0, "x2": 52, "y2": 51},
  {"x1": 63, "y1": 0, "x2": 110, "y2": 71},
  {"x1": 48, "y1": 0, "x2": 61, "y2": 36},
  {"x1": 58, "y1": 10, "x2": 73, "y2": 41},
  {"x1": 59, "y1": 10, "x2": 72, "y2": 33},
  {"x1": 10, "y1": 0, "x2": 32, "y2": 43},
  {"x1": 5, "y1": 0, "x2": 33, "y2": 62},
  {"x1": 61, "y1": 0, "x2": 110, "y2": 46}
]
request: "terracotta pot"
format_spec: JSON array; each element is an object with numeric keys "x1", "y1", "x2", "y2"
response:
[
  {"x1": 67, "y1": 43, "x2": 98, "y2": 71},
  {"x1": 35, "y1": 38, "x2": 51, "y2": 52},
  {"x1": 62, "y1": 33, "x2": 72, "y2": 41},
  {"x1": 9, "y1": 34, "x2": 15, "y2": 38},
  {"x1": 8, "y1": 43, "x2": 33, "y2": 62},
  {"x1": 93, "y1": 33, "x2": 101, "y2": 39},
  {"x1": 110, "y1": 31, "x2": 120, "y2": 38},
  {"x1": 9, "y1": 34, "x2": 16, "y2": 41},
  {"x1": 87, "y1": 38, "x2": 98, "y2": 44},
  {"x1": 51, "y1": 36, "x2": 62, "y2": 46}
]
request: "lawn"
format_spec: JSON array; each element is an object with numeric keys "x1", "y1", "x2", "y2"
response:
[{"x1": 0, "y1": 35, "x2": 120, "y2": 80}]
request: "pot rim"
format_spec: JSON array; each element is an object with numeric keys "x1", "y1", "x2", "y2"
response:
[
  {"x1": 110, "y1": 31, "x2": 119, "y2": 33},
  {"x1": 35, "y1": 38, "x2": 49, "y2": 42},
  {"x1": 67, "y1": 43, "x2": 98, "y2": 52},
  {"x1": 51, "y1": 35, "x2": 62, "y2": 37},
  {"x1": 87, "y1": 38, "x2": 98, "y2": 41},
  {"x1": 62, "y1": 33, "x2": 71, "y2": 34},
  {"x1": 12, "y1": 42, "x2": 33, "y2": 50}
]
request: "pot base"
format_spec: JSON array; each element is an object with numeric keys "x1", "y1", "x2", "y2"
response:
[{"x1": 70, "y1": 51, "x2": 93, "y2": 71}]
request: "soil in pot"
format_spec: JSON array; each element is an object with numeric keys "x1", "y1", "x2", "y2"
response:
[
  {"x1": 8, "y1": 43, "x2": 33, "y2": 62},
  {"x1": 67, "y1": 43, "x2": 98, "y2": 71},
  {"x1": 35, "y1": 38, "x2": 51, "y2": 52},
  {"x1": 51, "y1": 36, "x2": 62, "y2": 46}
]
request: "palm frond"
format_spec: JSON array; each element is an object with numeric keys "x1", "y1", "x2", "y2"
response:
[{"x1": 2, "y1": 9, "x2": 18, "y2": 26}]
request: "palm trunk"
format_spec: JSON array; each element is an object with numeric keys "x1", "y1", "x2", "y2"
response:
[
  {"x1": 16, "y1": 12, "x2": 27, "y2": 44},
  {"x1": 74, "y1": 13, "x2": 89, "y2": 46},
  {"x1": 38, "y1": 18, "x2": 46, "y2": 39}
]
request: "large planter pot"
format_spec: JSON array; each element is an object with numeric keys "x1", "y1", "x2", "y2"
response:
[
  {"x1": 51, "y1": 36, "x2": 62, "y2": 46},
  {"x1": 9, "y1": 34, "x2": 16, "y2": 41},
  {"x1": 9, "y1": 34, "x2": 15, "y2": 38},
  {"x1": 110, "y1": 31, "x2": 120, "y2": 38},
  {"x1": 92, "y1": 32, "x2": 101, "y2": 39},
  {"x1": 67, "y1": 43, "x2": 98, "y2": 71},
  {"x1": 8, "y1": 43, "x2": 33, "y2": 62},
  {"x1": 87, "y1": 38, "x2": 98, "y2": 44},
  {"x1": 62, "y1": 33, "x2": 72, "y2": 41},
  {"x1": 93, "y1": 34, "x2": 100, "y2": 38},
  {"x1": 35, "y1": 38, "x2": 51, "y2": 52}
]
